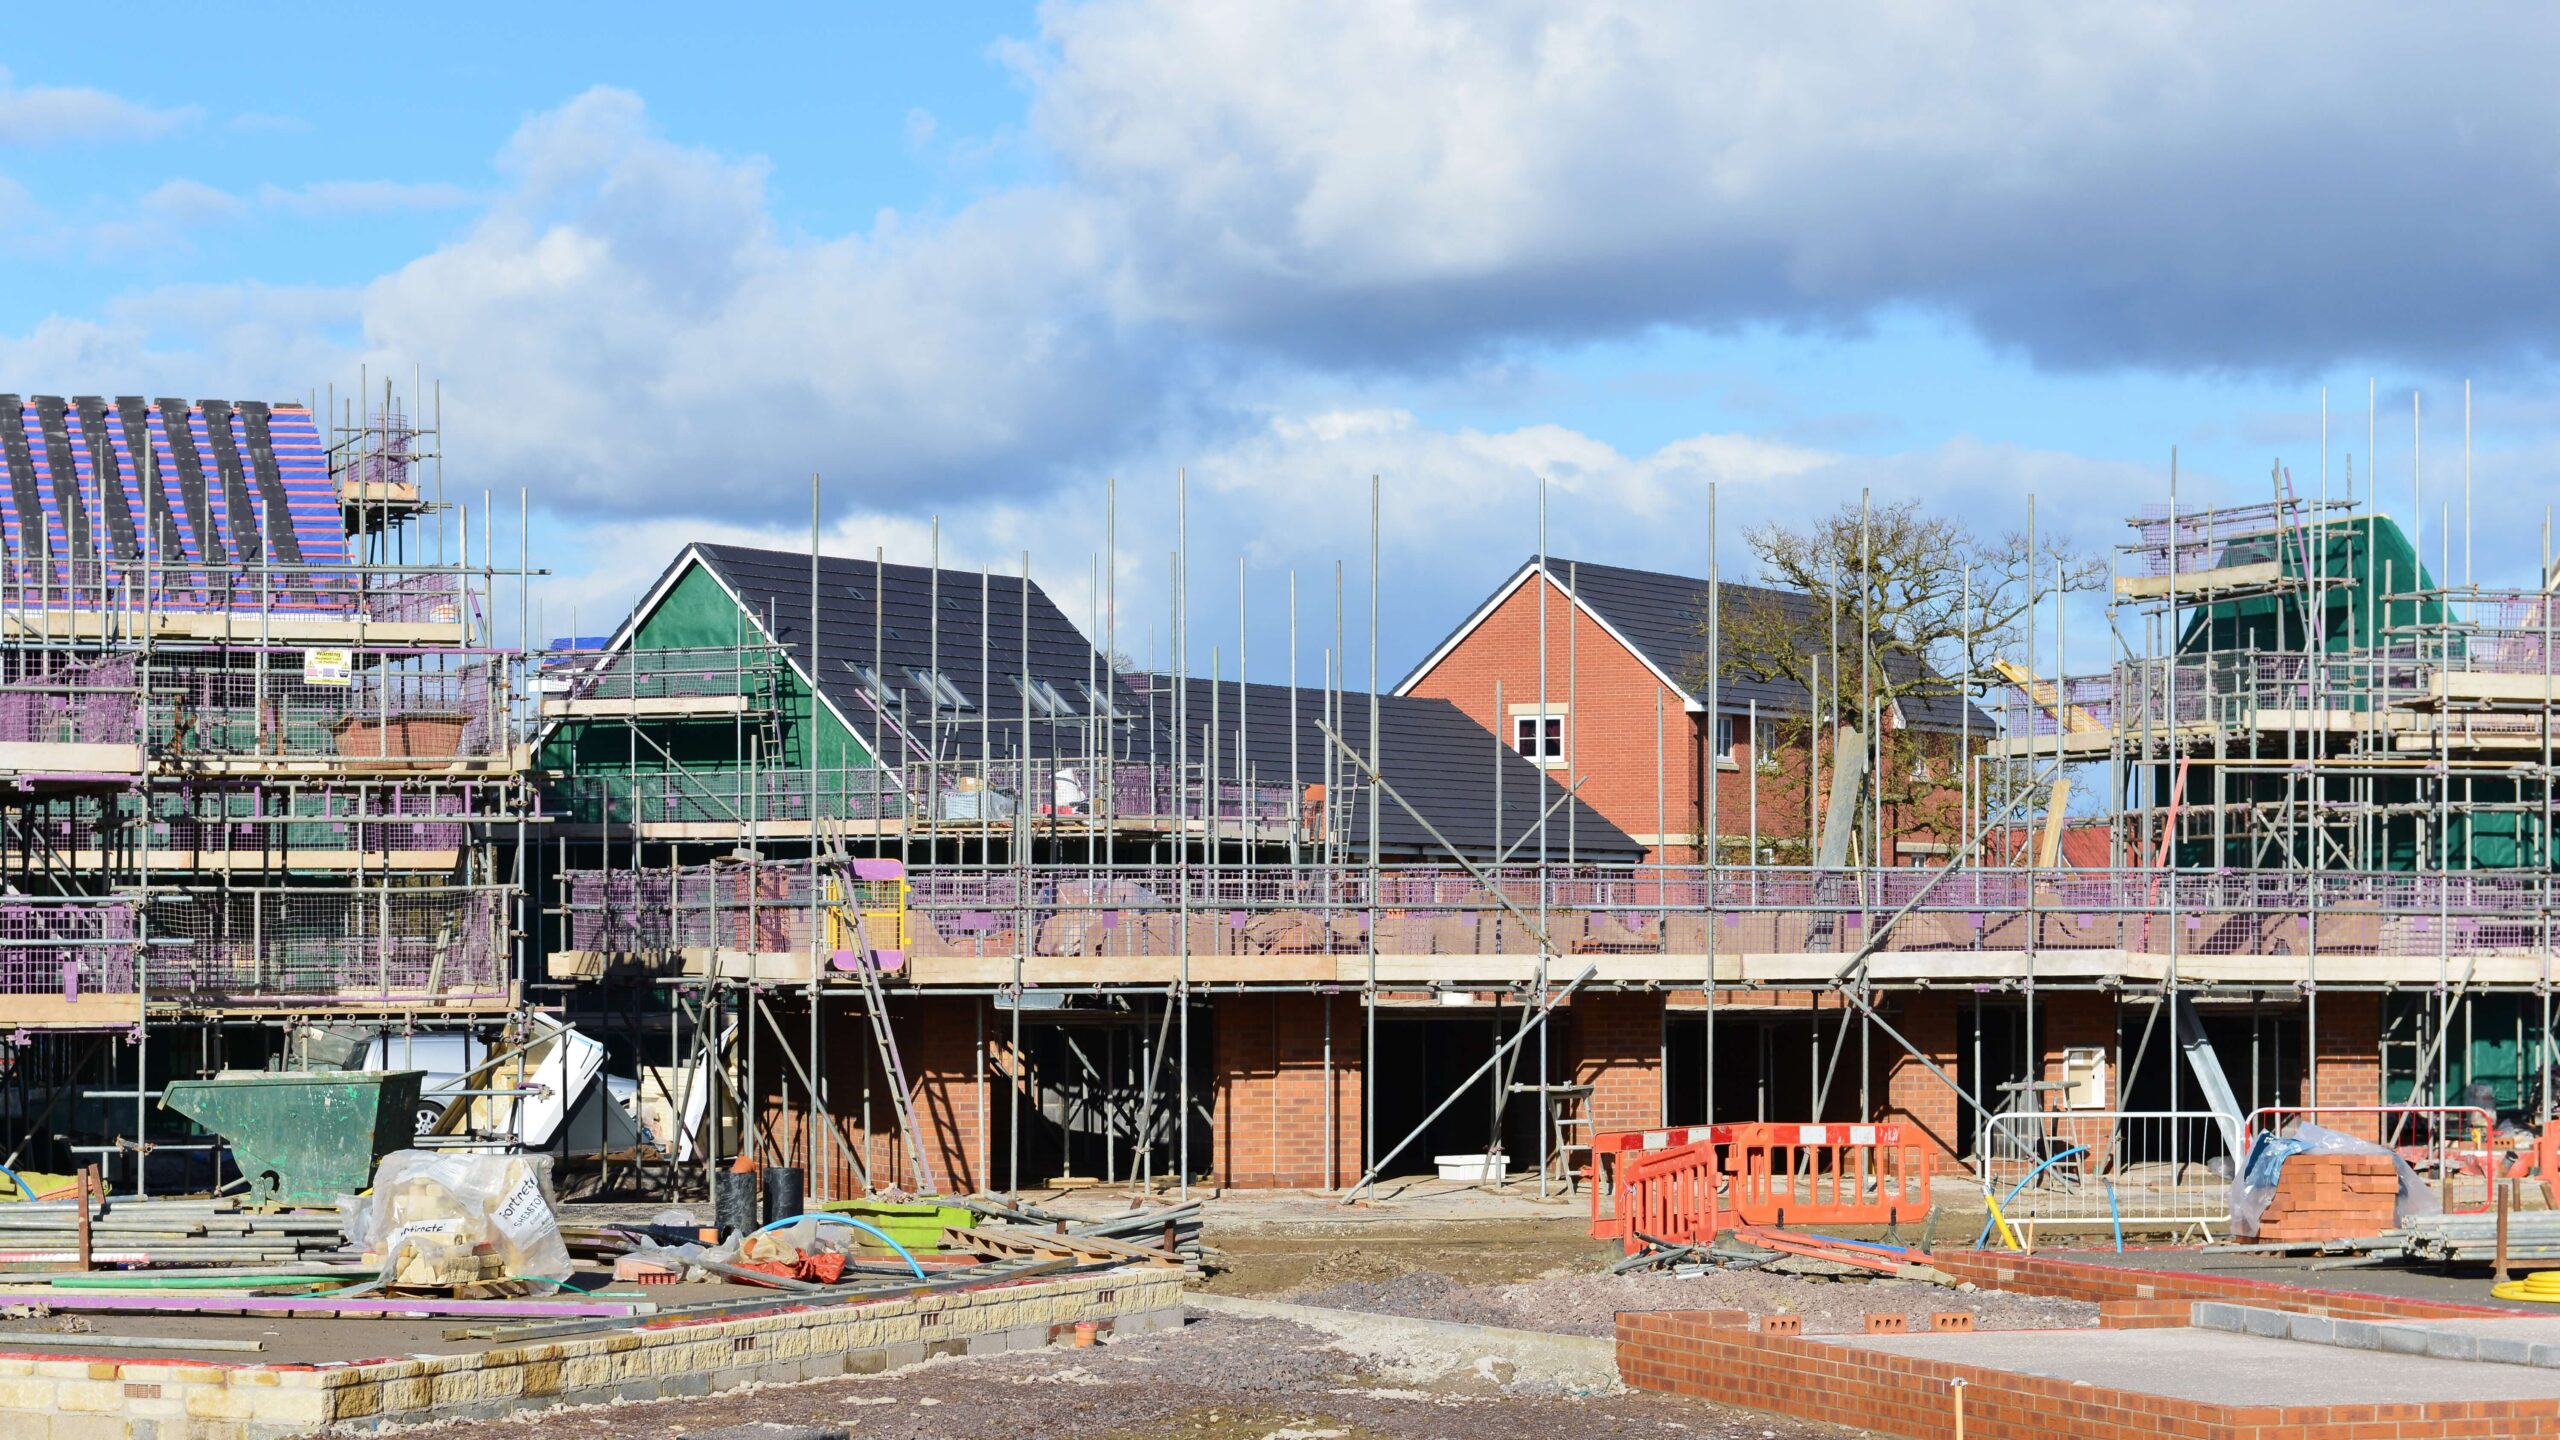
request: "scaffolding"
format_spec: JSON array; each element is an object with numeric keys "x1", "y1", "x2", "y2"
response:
[
  {"x1": 535, "y1": 423, "x2": 2560, "y2": 1212},
  {"x1": 0, "y1": 378, "x2": 539, "y2": 1191}
]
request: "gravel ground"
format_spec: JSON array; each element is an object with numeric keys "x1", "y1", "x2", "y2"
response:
[
  {"x1": 1289, "y1": 1267, "x2": 2100, "y2": 1337},
  {"x1": 350, "y1": 1314, "x2": 1874, "y2": 1440}
]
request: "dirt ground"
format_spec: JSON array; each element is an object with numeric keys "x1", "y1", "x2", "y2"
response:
[
  {"x1": 365, "y1": 1188, "x2": 2061, "y2": 1438},
  {"x1": 379, "y1": 1313, "x2": 1870, "y2": 1440},
  {"x1": 1196, "y1": 1203, "x2": 2093, "y2": 1337}
]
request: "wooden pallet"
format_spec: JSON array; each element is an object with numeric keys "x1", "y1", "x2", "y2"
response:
[{"x1": 945, "y1": 1225, "x2": 1185, "y2": 1269}]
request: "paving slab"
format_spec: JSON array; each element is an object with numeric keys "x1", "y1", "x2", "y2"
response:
[
  {"x1": 1833, "y1": 1325, "x2": 2560, "y2": 1406},
  {"x1": 2185, "y1": 1305, "x2": 2560, "y2": 1368}
]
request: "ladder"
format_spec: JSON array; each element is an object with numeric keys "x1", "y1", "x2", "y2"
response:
[{"x1": 836, "y1": 859, "x2": 939, "y2": 1196}]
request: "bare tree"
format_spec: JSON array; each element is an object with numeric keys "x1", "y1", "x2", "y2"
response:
[{"x1": 1686, "y1": 496, "x2": 2106, "y2": 862}]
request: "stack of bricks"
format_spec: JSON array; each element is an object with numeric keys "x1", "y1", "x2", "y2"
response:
[{"x1": 2239, "y1": 1152, "x2": 2399, "y2": 1241}]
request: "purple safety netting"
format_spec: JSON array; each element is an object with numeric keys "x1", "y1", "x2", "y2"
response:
[{"x1": 0, "y1": 900, "x2": 138, "y2": 996}]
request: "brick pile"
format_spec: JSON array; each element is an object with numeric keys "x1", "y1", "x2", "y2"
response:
[{"x1": 2238, "y1": 1152, "x2": 2398, "y2": 1241}]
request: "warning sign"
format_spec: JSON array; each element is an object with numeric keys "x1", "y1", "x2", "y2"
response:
[{"x1": 302, "y1": 648, "x2": 353, "y2": 686}]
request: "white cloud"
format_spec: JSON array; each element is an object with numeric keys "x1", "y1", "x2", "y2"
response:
[
  {"x1": 1021, "y1": 1, "x2": 2560, "y2": 370},
  {"x1": 0, "y1": 66, "x2": 197, "y2": 144},
  {"x1": 258, "y1": 180, "x2": 478, "y2": 215},
  {"x1": 530, "y1": 403, "x2": 2145, "y2": 682},
  {"x1": 351, "y1": 88, "x2": 1158, "y2": 522},
  {"x1": 6, "y1": 4, "x2": 2550, "y2": 656},
  {"x1": 139, "y1": 178, "x2": 244, "y2": 225}
]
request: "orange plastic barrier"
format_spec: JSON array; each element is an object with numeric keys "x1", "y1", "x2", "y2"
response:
[
  {"x1": 1590, "y1": 1121, "x2": 1930, "y2": 1253},
  {"x1": 1589, "y1": 1125, "x2": 1725, "y2": 1241},
  {"x1": 1724, "y1": 1122, "x2": 1933, "y2": 1232},
  {"x1": 1614, "y1": 1140, "x2": 1726, "y2": 1254}
]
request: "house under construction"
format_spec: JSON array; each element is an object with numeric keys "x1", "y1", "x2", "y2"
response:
[
  {"x1": 1, "y1": 381, "x2": 2547, "y2": 1212},
  {"x1": 535, "y1": 473, "x2": 2560, "y2": 1209},
  {"x1": 0, "y1": 385, "x2": 530, "y2": 1190}
]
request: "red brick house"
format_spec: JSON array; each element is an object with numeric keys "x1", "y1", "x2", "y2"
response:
[{"x1": 1396, "y1": 557, "x2": 1988, "y2": 865}]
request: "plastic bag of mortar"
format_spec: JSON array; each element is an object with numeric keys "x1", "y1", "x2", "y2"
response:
[
  {"x1": 342, "y1": 1150, "x2": 573, "y2": 1291},
  {"x1": 2230, "y1": 1121, "x2": 2439, "y2": 1236}
]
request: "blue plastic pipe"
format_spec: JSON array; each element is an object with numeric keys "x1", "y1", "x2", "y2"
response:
[
  {"x1": 2104, "y1": 1180, "x2": 2124, "y2": 1253},
  {"x1": 751, "y1": 1213, "x2": 927, "y2": 1278},
  {"x1": 0, "y1": 1162, "x2": 32, "y2": 1201},
  {"x1": 1974, "y1": 1146, "x2": 2089, "y2": 1250}
]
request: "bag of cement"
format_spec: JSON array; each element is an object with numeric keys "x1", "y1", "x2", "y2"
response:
[
  {"x1": 343, "y1": 1150, "x2": 573, "y2": 1292},
  {"x1": 2230, "y1": 1121, "x2": 2439, "y2": 1235}
]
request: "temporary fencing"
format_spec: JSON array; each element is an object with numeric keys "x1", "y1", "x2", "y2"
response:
[
  {"x1": 1591, "y1": 1121, "x2": 1931, "y2": 1254},
  {"x1": 1976, "y1": 1110, "x2": 2232, "y2": 1241}
]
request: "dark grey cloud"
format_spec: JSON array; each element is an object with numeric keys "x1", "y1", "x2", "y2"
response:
[{"x1": 1026, "y1": 2, "x2": 2560, "y2": 373}]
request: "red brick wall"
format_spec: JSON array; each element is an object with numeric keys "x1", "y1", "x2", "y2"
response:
[
  {"x1": 1403, "y1": 570, "x2": 1990, "y2": 864},
  {"x1": 2307, "y1": 991, "x2": 2382, "y2": 1140},
  {"x1": 1403, "y1": 571, "x2": 1813, "y2": 863},
  {"x1": 2035, "y1": 990, "x2": 2119, "y2": 1158},
  {"x1": 1618, "y1": 1304, "x2": 2555, "y2": 1440},
  {"x1": 1878, "y1": 991, "x2": 1964, "y2": 1163},
  {"x1": 1572, "y1": 991, "x2": 1665, "y2": 1133},
  {"x1": 1929, "y1": 1250, "x2": 2510, "y2": 1322},
  {"x1": 1212, "y1": 993, "x2": 1362, "y2": 1188},
  {"x1": 761, "y1": 995, "x2": 989, "y2": 1198}
]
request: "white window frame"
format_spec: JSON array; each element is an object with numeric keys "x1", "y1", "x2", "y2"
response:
[
  {"x1": 1511, "y1": 710, "x2": 1566, "y2": 767},
  {"x1": 1715, "y1": 712, "x2": 1774, "y2": 770},
  {"x1": 1079, "y1": 679, "x2": 1124, "y2": 720}
]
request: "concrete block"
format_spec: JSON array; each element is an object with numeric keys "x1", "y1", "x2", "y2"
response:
[
  {"x1": 884, "y1": 1340, "x2": 927, "y2": 1371},
  {"x1": 2376, "y1": 1325, "x2": 2431, "y2": 1356},
  {"x1": 54, "y1": 1379, "x2": 125, "y2": 1413},
  {"x1": 2328, "y1": 1319, "x2": 2382, "y2": 1351},
  {"x1": 2422, "y1": 1329, "x2": 2476, "y2": 1362},
  {"x1": 2188, "y1": 1301, "x2": 2245, "y2": 1333},
  {"x1": 2476, "y1": 1334, "x2": 2536, "y2": 1367},
  {"x1": 2282, "y1": 1312, "x2": 2335, "y2": 1344},
  {"x1": 2238, "y1": 1307, "x2": 2290, "y2": 1339}
]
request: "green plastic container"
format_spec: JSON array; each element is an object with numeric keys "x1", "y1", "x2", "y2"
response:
[
  {"x1": 161, "y1": 1070, "x2": 425, "y2": 1207},
  {"x1": 817, "y1": 1199, "x2": 973, "y2": 1253}
]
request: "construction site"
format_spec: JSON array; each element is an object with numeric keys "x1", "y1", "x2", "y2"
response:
[{"x1": 2, "y1": 379, "x2": 2560, "y2": 1440}]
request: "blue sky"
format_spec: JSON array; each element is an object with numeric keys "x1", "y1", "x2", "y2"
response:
[{"x1": 4, "y1": 4, "x2": 2556, "y2": 676}]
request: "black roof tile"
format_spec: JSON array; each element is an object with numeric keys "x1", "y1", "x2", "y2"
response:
[
  {"x1": 1173, "y1": 675, "x2": 1641, "y2": 860},
  {"x1": 1408, "y1": 556, "x2": 1991, "y2": 734}
]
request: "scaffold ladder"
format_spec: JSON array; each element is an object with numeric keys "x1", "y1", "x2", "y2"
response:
[{"x1": 840, "y1": 873, "x2": 939, "y2": 1196}]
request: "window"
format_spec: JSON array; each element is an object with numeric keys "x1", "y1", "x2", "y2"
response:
[
  {"x1": 1080, "y1": 679, "x2": 1124, "y2": 720},
  {"x1": 842, "y1": 585, "x2": 867, "y2": 602},
  {"x1": 907, "y1": 667, "x2": 974, "y2": 711},
  {"x1": 1514, "y1": 713, "x2": 1564, "y2": 762},
  {"x1": 1716, "y1": 713, "x2": 1774, "y2": 767},
  {"x1": 1012, "y1": 674, "x2": 1076, "y2": 718},
  {"x1": 843, "y1": 662, "x2": 896, "y2": 706}
]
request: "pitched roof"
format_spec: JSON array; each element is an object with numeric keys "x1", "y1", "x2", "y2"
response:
[
  {"x1": 1401, "y1": 556, "x2": 1991, "y2": 734},
  {"x1": 1173, "y1": 675, "x2": 1642, "y2": 860},
  {"x1": 679, "y1": 543, "x2": 1142, "y2": 764},
  {"x1": 0, "y1": 396, "x2": 346, "y2": 609}
]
